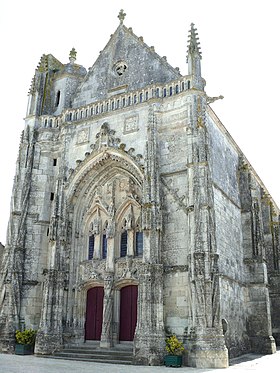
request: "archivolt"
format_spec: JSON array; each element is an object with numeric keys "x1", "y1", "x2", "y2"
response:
[{"x1": 65, "y1": 148, "x2": 144, "y2": 205}]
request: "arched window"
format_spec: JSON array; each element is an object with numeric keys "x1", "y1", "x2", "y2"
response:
[
  {"x1": 122, "y1": 98, "x2": 126, "y2": 107},
  {"x1": 55, "y1": 90, "x2": 60, "y2": 107},
  {"x1": 133, "y1": 95, "x2": 137, "y2": 104},
  {"x1": 175, "y1": 85, "x2": 179, "y2": 94},
  {"x1": 187, "y1": 80, "x2": 191, "y2": 89},
  {"x1": 140, "y1": 93, "x2": 143, "y2": 103},
  {"x1": 145, "y1": 91, "x2": 148, "y2": 100},
  {"x1": 128, "y1": 96, "x2": 131, "y2": 106},
  {"x1": 120, "y1": 231, "x2": 128, "y2": 257},
  {"x1": 102, "y1": 221, "x2": 108, "y2": 259},
  {"x1": 156, "y1": 88, "x2": 160, "y2": 98},
  {"x1": 169, "y1": 86, "x2": 172, "y2": 96},
  {"x1": 163, "y1": 88, "x2": 166, "y2": 97},
  {"x1": 181, "y1": 81, "x2": 185, "y2": 91},
  {"x1": 88, "y1": 235, "x2": 95, "y2": 260},
  {"x1": 102, "y1": 234, "x2": 107, "y2": 259},
  {"x1": 135, "y1": 231, "x2": 143, "y2": 257}
]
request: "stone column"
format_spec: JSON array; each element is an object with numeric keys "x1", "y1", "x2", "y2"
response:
[
  {"x1": 35, "y1": 268, "x2": 64, "y2": 354},
  {"x1": 134, "y1": 263, "x2": 165, "y2": 365},
  {"x1": 127, "y1": 229, "x2": 134, "y2": 256},
  {"x1": 100, "y1": 273, "x2": 114, "y2": 348},
  {"x1": 93, "y1": 234, "x2": 101, "y2": 259},
  {"x1": 185, "y1": 94, "x2": 228, "y2": 368}
]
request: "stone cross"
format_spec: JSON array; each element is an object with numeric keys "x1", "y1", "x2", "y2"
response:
[{"x1": 118, "y1": 9, "x2": 126, "y2": 23}]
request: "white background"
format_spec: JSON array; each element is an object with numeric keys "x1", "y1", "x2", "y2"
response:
[{"x1": 0, "y1": 0, "x2": 279, "y2": 244}]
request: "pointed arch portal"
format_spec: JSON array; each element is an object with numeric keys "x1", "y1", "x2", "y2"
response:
[
  {"x1": 119, "y1": 285, "x2": 138, "y2": 341},
  {"x1": 85, "y1": 287, "x2": 104, "y2": 340}
]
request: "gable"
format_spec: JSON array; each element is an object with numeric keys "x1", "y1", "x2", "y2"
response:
[{"x1": 72, "y1": 24, "x2": 181, "y2": 107}]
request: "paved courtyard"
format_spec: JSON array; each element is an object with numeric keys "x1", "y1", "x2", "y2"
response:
[{"x1": 0, "y1": 350, "x2": 280, "y2": 373}]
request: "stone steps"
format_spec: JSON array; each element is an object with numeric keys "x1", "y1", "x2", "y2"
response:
[{"x1": 47, "y1": 343, "x2": 134, "y2": 365}]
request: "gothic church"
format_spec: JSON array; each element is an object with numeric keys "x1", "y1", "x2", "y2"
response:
[{"x1": 0, "y1": 10, "x2": 279, "y2": 368}]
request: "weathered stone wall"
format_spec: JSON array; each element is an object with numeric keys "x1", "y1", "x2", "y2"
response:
[
  {"x1": 158, "y1": 96, "x2": 191, "y2": 339},
  {"x1": 72, "y1": 26, "x2": 180, "y2": 108},
  {"x1": 207, "y1": 114, "x2": 251, "y2": 356}
]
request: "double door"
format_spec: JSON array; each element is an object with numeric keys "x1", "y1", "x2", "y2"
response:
[{"x1": 85, "y1": 285, "x2": 138, "y2": 341}]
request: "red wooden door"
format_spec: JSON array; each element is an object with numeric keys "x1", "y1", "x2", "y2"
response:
[
  {"x1": 85, "y1": 287, "x2": 104, "y2": 340},
  {"x1": 119, "y1": 285, "x2": 138, "y2": 341}
]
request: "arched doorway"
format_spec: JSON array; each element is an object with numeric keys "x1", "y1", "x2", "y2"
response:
[
  {"x1": 119, "y1": 285, "x2": 138, "y2": 341},
  {"x1": 85, "y1": 287, "x2": 104, "y2": 340}
]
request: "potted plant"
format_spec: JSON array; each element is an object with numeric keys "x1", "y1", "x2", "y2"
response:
[
  {"x1": 164, "y1": 334, "x2": 185, "y2": 367},
  {"x1": 15, "y1": 329, "x2": 37, "y2": 355}
]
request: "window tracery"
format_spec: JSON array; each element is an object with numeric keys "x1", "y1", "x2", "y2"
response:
[{"x1": 86, "y1": 177, "x2": 143, "y2": 261}]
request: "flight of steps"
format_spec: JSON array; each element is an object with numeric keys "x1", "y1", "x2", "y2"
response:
[{"x1": 49, "y1": 341, "x2": 134, "y2": 365}]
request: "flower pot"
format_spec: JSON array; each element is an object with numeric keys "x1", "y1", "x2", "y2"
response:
[
  {"x1": 164, "y1": 355, "x2": 182, "y2": 367},
  {"x1": 15, "y1": 343, "x2": 34, "y2": 355}
]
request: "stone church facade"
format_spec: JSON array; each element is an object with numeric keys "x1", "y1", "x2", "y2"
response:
[{"x1": 0, "y1": 10, "x2": 279, "y2": 368}]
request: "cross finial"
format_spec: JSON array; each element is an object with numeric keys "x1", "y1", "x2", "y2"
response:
[
  {"x1": 69, "y1": 48, "x2": 77, "y2": 64},
  {"x1": 118, "y1": 9, "x2": 126, "y2": 24}
]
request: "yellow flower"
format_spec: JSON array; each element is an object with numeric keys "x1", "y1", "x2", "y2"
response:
[{"x1": 165, "y1": 335, "x2": 185, "y2": 356}]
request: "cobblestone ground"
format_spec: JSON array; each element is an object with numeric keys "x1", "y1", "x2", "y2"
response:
[{"x1": 0, "y1": 350, "x2": 280, "y2": 373}]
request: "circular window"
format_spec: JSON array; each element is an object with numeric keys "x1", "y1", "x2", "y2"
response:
[{"x1": 114, "y1": 61, "x2": 128, "y2": 76}]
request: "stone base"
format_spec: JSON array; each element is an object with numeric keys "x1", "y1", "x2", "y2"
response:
[
  {"x1": 133, "y1": 333, "x2": 164, "y2": 366},
  {"x1": 250, "y1": 335, "x2": 276, "y2": 354},
  {"x1": 0, "y1": 324, "x2": 16, "y2": 353},
  {"x1": 0, "y1": 338, "x2": 15, "y2": 353},
  {"x1": 187, "y1": 328, "x2": 229, "y2": 368},
  {"x1": 188, "y1": 347, "x2": 228, "y2": 368},
  {"x1": 100, "y1": 340, "x2": 113, "y2": 348},
  {"x1": 34, "y1": 331, "x2": 63, "y2": 355}
]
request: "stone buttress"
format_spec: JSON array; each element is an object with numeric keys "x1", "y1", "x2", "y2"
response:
[{"x1": 238, "y1": 159, "x2": 276, "y2": 354}]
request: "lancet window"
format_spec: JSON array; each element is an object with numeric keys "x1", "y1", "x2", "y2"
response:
[
  {"x1": 135, "y1": 218, "x2": 143, "y2": 256},
  {"x1": 120, "y1": 227, "x2": 128, "y2": 257},
  {"x1": 87, "y1": 204, "x2": 143, "y2": 261},
  {"x1": 102, "y1": 221, "x2": 108, "y2": 259},
  {"x1": 88, "y1": 235, "x2": 95, "y2": 260},
  {"x1": 86, "y1": 177, "x2": 143, "y2": 262}
]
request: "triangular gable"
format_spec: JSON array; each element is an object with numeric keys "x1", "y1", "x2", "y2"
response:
[{"x1": 72, "y1": 24, "x2": 181, "y2": 107}]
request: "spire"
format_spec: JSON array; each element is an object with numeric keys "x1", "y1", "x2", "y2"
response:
[
  {"x1": 187, "y1": 23, "x2": 204, "y2": 90},
  {"x1": 118, "y1": 9, "x2": 126, "y2": 24}
]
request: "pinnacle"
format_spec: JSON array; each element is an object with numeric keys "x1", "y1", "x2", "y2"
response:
[{"x1": 187, "y1": 23, "x2": 202, "y2": 59}]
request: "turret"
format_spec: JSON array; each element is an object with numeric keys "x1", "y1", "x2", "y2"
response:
[
  {"x1": 187, "y1": 23, "x2": 205, "y2": 90},
  {"x1": 26, "y1": 50, "x2": 87, "y2": 119}
]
